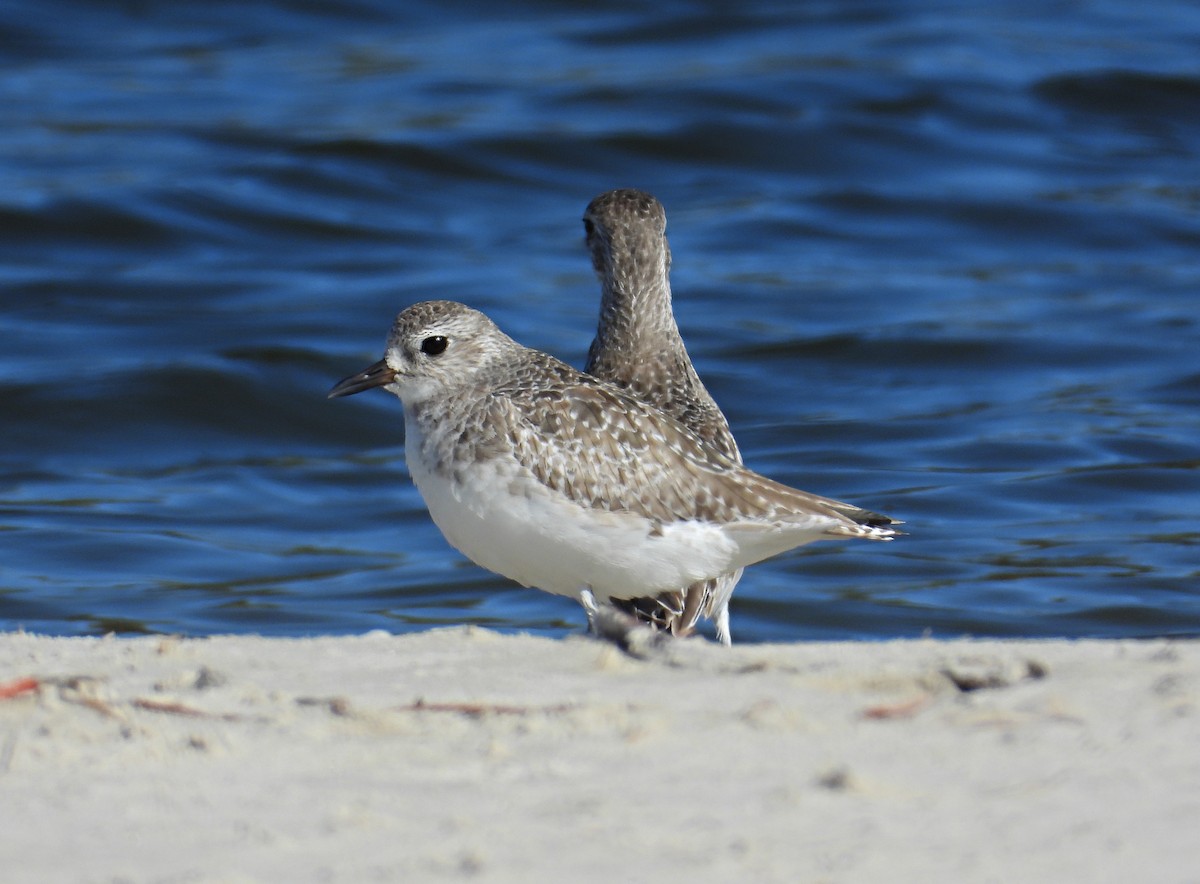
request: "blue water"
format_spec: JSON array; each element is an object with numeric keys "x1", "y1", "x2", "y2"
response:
[{"x1": 2, "y1": 1, "x2": 1198, "y2": 641}]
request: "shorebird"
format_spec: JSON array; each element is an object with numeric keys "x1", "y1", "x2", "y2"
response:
[
  {"x1": 583, "y1": 188, "x2": 744, "y2": 643},
  {"x1": 329, "y1": 300, "x2": 899, "y2": 640}
]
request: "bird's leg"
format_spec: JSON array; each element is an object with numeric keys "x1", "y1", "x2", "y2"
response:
[{"x1": 578, "y1": 587, "x2": 601, "y2": 633}]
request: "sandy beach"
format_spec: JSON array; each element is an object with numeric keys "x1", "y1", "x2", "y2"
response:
[{"x1": 1, "y1": 629, "x2": 1197, "y2": 883}]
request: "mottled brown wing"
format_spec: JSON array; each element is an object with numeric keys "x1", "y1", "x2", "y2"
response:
[
  {"x1": 500, "y1": 376, "x2": 894, "y2": 534},
  {"x1": 501, "y1": 380, "x2": 729, "y2": 522}
]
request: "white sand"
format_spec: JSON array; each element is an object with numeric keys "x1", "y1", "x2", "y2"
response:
[{"x1": 1, "y1": 629, "x2": 1197, "y2": 883}]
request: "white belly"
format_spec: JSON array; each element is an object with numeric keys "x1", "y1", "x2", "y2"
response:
[{"x1": 405, "y1": 432, "x2": 737, "y2": 603}]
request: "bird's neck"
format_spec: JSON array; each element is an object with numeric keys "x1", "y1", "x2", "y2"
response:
[{"x1": 593, "y1": 248, "x2": 678, "y2": 357}]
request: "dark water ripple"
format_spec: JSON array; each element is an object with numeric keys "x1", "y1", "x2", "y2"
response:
[{"x1": 2, "y1": 1, "x2": 1199, "y2": 640}]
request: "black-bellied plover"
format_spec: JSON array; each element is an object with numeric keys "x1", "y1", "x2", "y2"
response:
[
  {"x1": 329, "y1": 300, "x2": 899, "y2": 640},
  {"x1": 583, "y1": 188, "x2": 743, "y2": 643}
]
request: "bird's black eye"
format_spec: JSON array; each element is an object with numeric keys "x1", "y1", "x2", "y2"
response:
[
  {"x1": 582, "y1": 218, "x2": 595, "y2": 238},
  {"x1": 420, "y1": 335, "x2": 448, "y2": 356}
]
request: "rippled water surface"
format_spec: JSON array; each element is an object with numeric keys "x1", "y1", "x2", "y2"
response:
[{"x1": 3, "y1": 1, "x2": 1199, "y2": 641}]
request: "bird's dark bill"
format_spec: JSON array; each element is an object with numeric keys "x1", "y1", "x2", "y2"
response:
[{"x1": 328, "y1": 359, "x2": 396, "y2": 398}]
